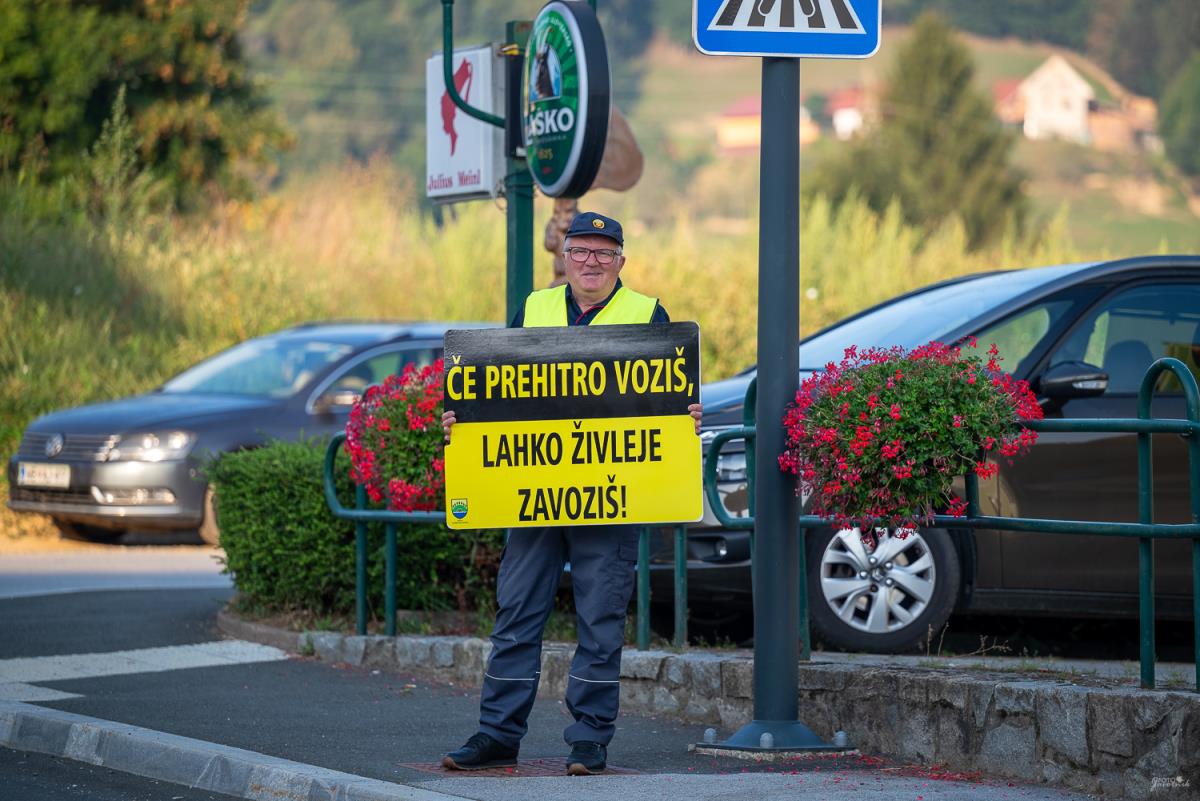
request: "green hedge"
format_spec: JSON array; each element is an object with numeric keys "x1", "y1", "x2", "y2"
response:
[{"x1": 208, "y1": 439, "x2": 503, "y2": 617}]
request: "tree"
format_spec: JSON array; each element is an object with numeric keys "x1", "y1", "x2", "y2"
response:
[
  {"x1": 1160, "y1": 54, "x2": 1200, "y2": 179},
  {"x1": 0, "y1": 0, "x2": 290, "y2": 206},
  {"x1": 1086, "y1": 0, "x2": 1200, "y2": 99},
  {"x1": 808, "y1": 12, "x2": 1026, "y2": 248}
]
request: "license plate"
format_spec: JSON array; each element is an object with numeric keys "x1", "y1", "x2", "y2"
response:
[{"x1": 18, "y1": 462, "x2": 71, "y2": 489}]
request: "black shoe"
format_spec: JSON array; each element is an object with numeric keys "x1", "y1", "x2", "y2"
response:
[
  {"x1": 566, "y1": 741, "x2": 607, "y2": 775},
  {"x1": 442, "y1": 732, "x2": 518, "y2": 771}
]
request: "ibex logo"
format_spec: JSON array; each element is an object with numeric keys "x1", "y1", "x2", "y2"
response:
[{"x1": 440, "y1": 59, "x2": 473, "y2": 156}]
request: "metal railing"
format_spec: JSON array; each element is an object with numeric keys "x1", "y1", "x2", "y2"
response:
[
  {"x1": 322, "y1": 357, "x2": 1199, "y2": 691},
  {"x1": 701, "y1": 357, "x2": 1200, "y2": 692}
]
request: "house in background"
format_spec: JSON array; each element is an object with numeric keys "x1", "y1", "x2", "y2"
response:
[
  {"x1": 827, "y1": 85, "x2": 870, "y2": 140},
  {"x1": 714, "y1": 95, "x2": 820, "y2": 155},
  {"x1": 991, "y1": 55, "x2": 1159, "y2": 154},
  {"x1": 1018, "y1": 55, "x2": 1094, "y2": 144}
]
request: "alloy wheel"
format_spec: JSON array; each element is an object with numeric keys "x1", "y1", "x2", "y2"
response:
[{"x1": 818, "y1": 527, "x2": 936, "y2": 634}]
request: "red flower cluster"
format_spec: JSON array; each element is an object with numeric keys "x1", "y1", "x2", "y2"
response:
[
  {"x1": 345, "y1": 360, "x2": 446, "y2": 511},
  {"x1": 779, "y1": 341, "x2": 1042, "y2": 529}
]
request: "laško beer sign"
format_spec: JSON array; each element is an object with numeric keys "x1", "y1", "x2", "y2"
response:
[{"x1": 522, "y1": 1, "x2": 611, "y2": 198}]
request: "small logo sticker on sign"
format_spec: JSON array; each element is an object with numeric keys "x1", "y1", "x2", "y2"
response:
[{"x1": 451, "y1": 499, "x2": 469, "y2": 520}]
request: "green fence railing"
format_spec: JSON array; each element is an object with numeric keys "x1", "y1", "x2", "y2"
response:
[
  {"x1": 701, "y1": 357, "x2": 1200, "y2": 692},
  {"x1": 322, "y1": 356, "x2": 1199, "y2": 692}
]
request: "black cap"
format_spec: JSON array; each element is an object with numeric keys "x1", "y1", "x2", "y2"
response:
[{"x1": 565, "y1": 211, "x2": 623, "y2": 247}]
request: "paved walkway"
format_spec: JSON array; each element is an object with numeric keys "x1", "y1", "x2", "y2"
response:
[{"x1": 0, "y1": 589, "x2": 1108, "y2": 801}]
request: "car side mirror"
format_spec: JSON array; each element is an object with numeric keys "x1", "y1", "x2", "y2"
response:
[
  {"x1": 1036, "y1": 361, "x2": 1109, "y2": 399},
  {"x1": 313, "y1": 389, "x2": 360, "y2": 414}
]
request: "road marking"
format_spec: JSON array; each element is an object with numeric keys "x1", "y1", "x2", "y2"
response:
[
  {"x1": 0, "y1": 682, "x2": 83, "y2": 702},
  {"x1": 0, "y1": 640, "x2": 287, "y2": 684}
]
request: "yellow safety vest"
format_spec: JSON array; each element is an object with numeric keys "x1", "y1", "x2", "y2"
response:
[{"x1": 522, "y1": 284, "x2": 658, "y2": 327}]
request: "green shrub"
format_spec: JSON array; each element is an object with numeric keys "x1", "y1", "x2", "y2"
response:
[{"x1": 209, "y1": 438, "x2": 502, "y2": 617}]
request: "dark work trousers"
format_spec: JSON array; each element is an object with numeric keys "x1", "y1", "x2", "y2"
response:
[{"x1": 477, "y1": 524, "x2": 639, "y2": 749}]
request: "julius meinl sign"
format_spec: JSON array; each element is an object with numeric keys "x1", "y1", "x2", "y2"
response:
[{"x1": 443, "y1": 324, "x2": 702, "y2": 529}]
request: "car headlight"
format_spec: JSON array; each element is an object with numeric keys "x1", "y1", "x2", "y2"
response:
[
  {"x1": 717, "y1": 451, "x2": 747, "y2": 483},
  {"x1": 107, "y1": 431, "x2": 195, "y2": 462}
]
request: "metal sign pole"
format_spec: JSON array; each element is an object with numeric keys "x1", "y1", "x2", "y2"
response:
[
  {"x1": 717, "y1": 56, "x2": 833, "y2": 753},
  {"x1": 504, "y1": 20, "x2": 534, "y2": 324}
]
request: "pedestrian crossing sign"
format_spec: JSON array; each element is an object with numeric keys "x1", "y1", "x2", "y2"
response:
[{"x1": 693, "y1": 0, "x2": 881, "y2": 58}]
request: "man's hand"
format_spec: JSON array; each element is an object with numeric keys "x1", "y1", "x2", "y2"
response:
[
  {"x1": 688, "y1": 403, "x2": 703, "y2": 435},
  {"x1": 442, "y1": 410, "x2": 457, "y2": 444}
]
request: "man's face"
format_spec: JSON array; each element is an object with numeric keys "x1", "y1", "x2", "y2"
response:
[{"x1": 562, "y1": 233, "x2": 625, "y2": 300}]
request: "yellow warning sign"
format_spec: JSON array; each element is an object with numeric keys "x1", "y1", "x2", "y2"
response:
[
  {"x1": 445, "y1": 415, "x2": 701, "y2": 529},
  {"x1": 442, "y1": 323, "x2": 702, "y2": 529}
]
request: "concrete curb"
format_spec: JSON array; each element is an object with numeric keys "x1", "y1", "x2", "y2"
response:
[
  {"x1": 218, "y1": 610, "x2": 1200, "y2": 801},
  {"x1": 0, "y1": 700, "x2": 467, "y2": 801}
]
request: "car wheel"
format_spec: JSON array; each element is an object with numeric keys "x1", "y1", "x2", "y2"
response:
[
  {"x1": 806, "y1": 526, "x2": 960, "y2": 653},
  {"x1": 53, "y1": 520, "x2": 125, "y2": 544},
  {"x1": 198, "y1": 486, "x2": 221, "y2": 546}
]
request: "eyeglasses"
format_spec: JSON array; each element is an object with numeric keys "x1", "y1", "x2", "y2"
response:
[{"x1": 564, "y1": 246, "x2": 621, "y2": 265}]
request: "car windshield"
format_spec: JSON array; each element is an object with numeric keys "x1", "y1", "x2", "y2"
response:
[
  {"x1": 162, "y1": 338, "x2": 355, "y2": 397},
  {"x1": 796, "y1": 265, "x2": 1093, "y2": 368}
]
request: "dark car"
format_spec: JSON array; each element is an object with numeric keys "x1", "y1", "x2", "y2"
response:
[
  {"x1": 653, "y1": 255, "x2": 1200, "y2": 652},
  {"x1": 8, "y1": 321, "x2": 490, "y2": 544}
]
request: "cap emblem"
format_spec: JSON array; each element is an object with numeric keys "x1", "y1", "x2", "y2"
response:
[{"x1": 592, "y1": 219, "x2": 605, "y2": 229}]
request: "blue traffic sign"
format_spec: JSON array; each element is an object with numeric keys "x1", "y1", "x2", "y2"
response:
[{"x1": 693, "y1": 0, "x2": 881, "y2": 58}]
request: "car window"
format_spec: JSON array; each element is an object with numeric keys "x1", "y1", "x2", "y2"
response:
[
  {"x1": 163, "y1": 339, "x2": 354, "y2": 397},
  {"x1": 1046, "y1": 283, "x2": 1200, "y2": 394},
  {"x1": 973, "y1": 300, "x2": 1075, "y2": 375},
  {"x1": 796, "y1": 264, "x2": 1096, "y2": 368},
  {"x1": 327, "y1": 347, "x2": 439, "y2": 394}
]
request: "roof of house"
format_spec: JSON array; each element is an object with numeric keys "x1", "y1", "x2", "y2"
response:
[
  {"x1": 992, "y1": 77, "x2": 1022, "y2": 104},
  {"x1": 827, "y1": 86, "x2": 865, "y2": 113}
]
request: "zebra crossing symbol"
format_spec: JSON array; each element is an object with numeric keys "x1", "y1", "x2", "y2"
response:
[
  {"x1": 693, "y1": 0, "x2": 880, "y2": 58},
  {"x1": 708, "y1": 0, "x2": 864, "y2": 35}
]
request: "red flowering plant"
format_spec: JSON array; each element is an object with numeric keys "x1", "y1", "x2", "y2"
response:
[
  {"x1": 345, "y1": 360, "x2": 445, "y2": 511},
  {"x1": 779, "y1": 340, "x2": 1043, "y2": 530}
]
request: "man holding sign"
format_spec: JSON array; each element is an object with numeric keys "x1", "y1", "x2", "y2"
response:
[{"x1": 441, "y1": 212, "x2": 702, "y2": 775}]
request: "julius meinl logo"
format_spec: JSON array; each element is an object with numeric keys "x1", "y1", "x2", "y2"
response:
[
  {"x1": 451, "y1": 498, "x2": 469, "y2": 520},
  {"x1": 1151, "y1": 776, "x2": 1191, "y2": 792}
]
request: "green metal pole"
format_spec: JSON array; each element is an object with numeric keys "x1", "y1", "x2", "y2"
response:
[
  {"x1": 385, "y1": 523, "x2": 397, "y2": 637},
  {"x1": 1136, "y1": 414, "x2": 1155, "y2": 689},
  {"x1": 355, "y1": 484, "x2": 368, "y2": 636},
  {"x1": 1193, "y1": 538, "x2": 1200, "y2": 693},
  {"x1": 798, "y1": 526, "x2": 810, "y2": 661},
  {"x1": 674, "y1": 525, "x2": 688, "y2": 648},
  {"x1": 442, "y1": 1, "x2": 504, "y2": 127},
  {"x1": 504, "y1": 20, "x2": 534, "y2": 326},
  {"x1": 637, "y1": 526, "x2": 651, "y2": 650},
  {"x1": 506, "y1": 164, "x2": 534, "y2": 320}
]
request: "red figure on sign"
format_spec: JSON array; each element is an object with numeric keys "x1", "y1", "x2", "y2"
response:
[{"x1": 441, "y1": 59, "x2": 474, "y2": 156}]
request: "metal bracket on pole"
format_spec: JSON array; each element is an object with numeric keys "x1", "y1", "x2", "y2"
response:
[{"x1": 442, "y1": 0, "x2": 504, "y2": 128}]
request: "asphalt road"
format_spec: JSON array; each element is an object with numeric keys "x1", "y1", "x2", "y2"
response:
[{"x1": 0, "y1": 747, "x2": 242, "y2": 801}]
